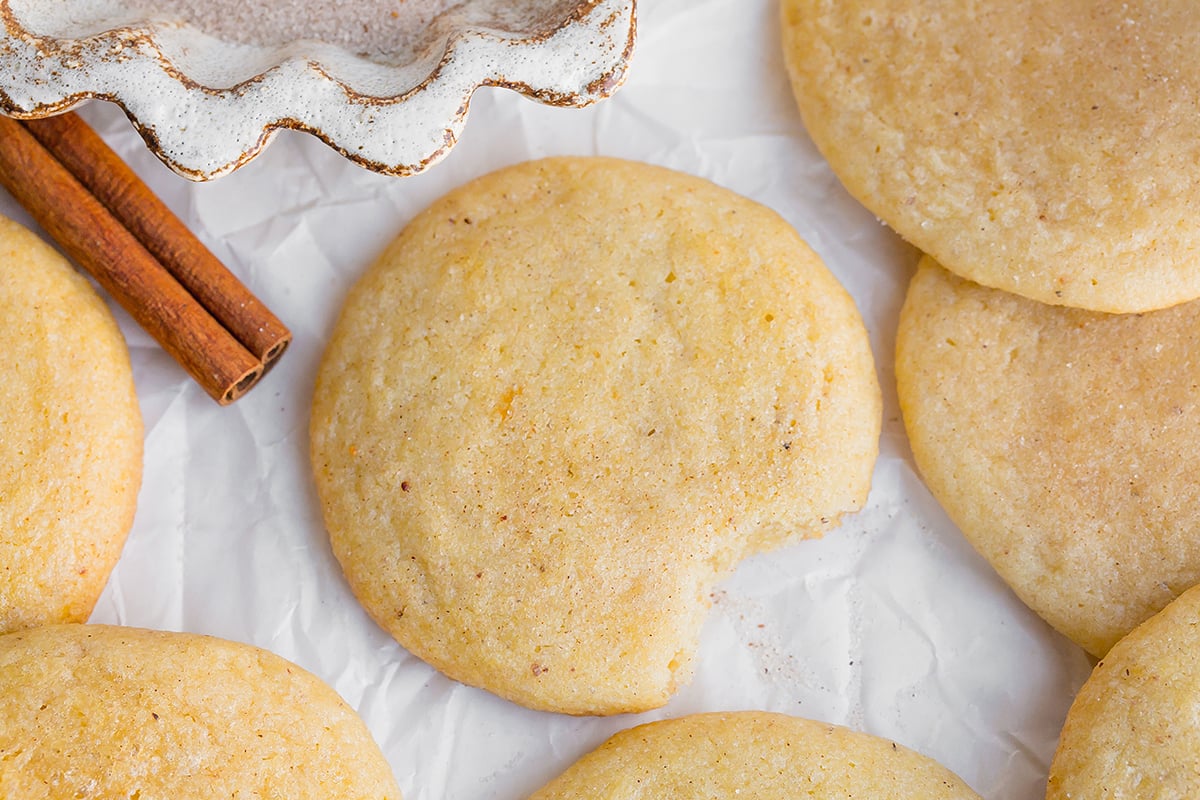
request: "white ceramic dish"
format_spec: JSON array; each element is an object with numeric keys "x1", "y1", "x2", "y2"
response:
[{"x1": 0, "y1": 0, "x2": 636, "y2": 179}]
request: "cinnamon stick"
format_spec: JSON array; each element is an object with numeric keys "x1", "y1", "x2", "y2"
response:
[
  {"x1": 23, "y1": 112, "x2": 291, "y2": 369},
  {"x1": 0, "y1": 115, "x2": 263, "y2": 405}
]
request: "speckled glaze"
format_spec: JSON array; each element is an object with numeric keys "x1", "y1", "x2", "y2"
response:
[{"x1": 0, "y1": 0, "x2": 636, "y2": 180}]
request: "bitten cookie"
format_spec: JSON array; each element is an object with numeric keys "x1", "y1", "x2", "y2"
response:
[
  {"x1": 0, "y1": 624, "x2": 401, "y2": 798},
  {"x1": 311, "y1": 157, "x2": 881, "y2": 715},
  {"x1": 896, "y1": 257, "x2": 1200, "y2": 656},
  {"x1": 782, "y1": 0, "x2": 1200, "y2": 312},
  {"x1": 1047, "y1": 583, "x2": 1200, "y2": 798},
  {"x1": 528, "y1": 712, "x2": 981, "y2": 799},
  {"x1": 0, "y1": 215, "x2": 142, "y2": 633}
]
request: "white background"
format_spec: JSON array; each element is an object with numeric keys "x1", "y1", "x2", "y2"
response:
[{"x1": 2, "y1": 1, "x2": 1094, "y2": 797}]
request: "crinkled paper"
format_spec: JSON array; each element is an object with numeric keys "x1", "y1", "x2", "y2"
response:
[{"x1": 0, "y1": 2, "x2": 1092, "y2": 797}]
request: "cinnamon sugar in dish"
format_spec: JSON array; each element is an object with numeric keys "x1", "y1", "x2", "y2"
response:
[
  {"x1": 150, "y1": 0, "x2": 458, "y2": 57},
  {"x1": 147, "y1": 0, "x2": 581, "y2": 58}
]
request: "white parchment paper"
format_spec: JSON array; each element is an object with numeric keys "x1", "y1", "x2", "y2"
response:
[{"x1": 0, "y1": 1, "x2": 1094, "y2": 797}]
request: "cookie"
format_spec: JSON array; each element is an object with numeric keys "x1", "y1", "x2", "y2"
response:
[
  {"x1": 781, "y1": 0, "x2": 1200, "y2": 313},
  {"x1": 528, "y1": 711, "x2": 980, "y2": 799},
  {"x1": 0, "y1": 215, "x2": 142, "y2": 633},
  {"x1": 0, "y1": 624, "x2": 400, "y2": 798},
  {"x1": 311, "y1": 157, "x2": 881, "y2": 715},
  {"x1": 1047, "y1": 583, "x2": 1200, "y2": 798},
  {"x1": 896, "y1": 257, "x2": 1200, "y2": 656}
]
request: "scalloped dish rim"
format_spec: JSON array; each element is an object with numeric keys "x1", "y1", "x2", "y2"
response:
[{"x1": 0, "y1": 0, "x2": 637, "y2": 180}]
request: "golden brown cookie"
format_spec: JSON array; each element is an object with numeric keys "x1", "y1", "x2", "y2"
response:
[
  {"x1": 528, "y1": 712, "x2": 981, "y2": 799},
  {"x1": 311, "y1": 157, "x2": 881, "y2": 715},
  {"x1": 0, "y1": 215, "x2": 142, "y2": 633},
  {"x1": 782, "y1": 0, "x2": 1200, "y2": 312},
  {"x1": 0, "y1": 624, "x2": 401, "y2": 798},
  {"x1": 896, "y1": 257, "x2": 1200, "y2": 656},
  {"x1": 1047, "y1": 583, "x2": 1200, "y2": 798}
]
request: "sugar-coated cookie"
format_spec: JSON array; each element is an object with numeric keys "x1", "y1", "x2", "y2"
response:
[
  {"x1": 0, "y1": 215, "x2": 142, "y2": 633},
  {"x1": 897, "y1": 257, "x2": 1200, "y2": 656},
  {"x1": 1048, "y1": 583, "x2": 1200, "y2": 798},
  {"x1": 782, "y1": 0, "x2": 1200, "y2": 312},
  {"x1": 0, "y1": 624, "x2": 400, "y2": 798},
  {"x1": 528, "y1": 712, "x2": 981, "y2": 799},
  {"x1": 311, "y1": 157, "x2": 881, "y2": 714}
]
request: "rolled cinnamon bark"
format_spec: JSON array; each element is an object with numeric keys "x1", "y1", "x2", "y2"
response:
[
  {"x1": 0, "y1": 114, "x2": 264, "y2": 405},
  {"x1": 24, "y1": 112, "x2": 291, "y2": 369}
]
